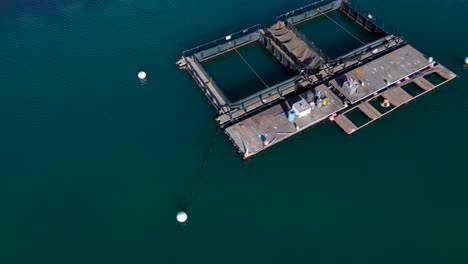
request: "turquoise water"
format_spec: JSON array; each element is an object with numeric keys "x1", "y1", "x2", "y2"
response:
[{"x1": 1, "y1": 0, "x2": 467, "y2": 263}]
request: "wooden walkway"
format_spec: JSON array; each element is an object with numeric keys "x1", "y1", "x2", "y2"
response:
[
  {"x1": 333, "y1": 64, "x2": 457, "y2": 135},
  {"x1": 358, "y1": 101, "x2": 382, "y2": 120},
  {"x1": 382, "y1": 87, "x2": 413, "y2": 107},
  {"x1": 185, "y1": 57, "x2": 230, "y2": 113},
  {"x1": 334, "y1": 115, "x2": 358, "y2": 135},
  {"x1": 225, "y1": 84, "x2": 346, "y2": 158},
  {"x1": 413, "y1": 77, "x2": 435, "y2": 91},
  {"x1": 335, "y1": 102, "x2": 382, "y2": 135},
  {"x1": 435, "y1": 64, "x2": 457, "y2": 80},
  {"x1": 216, "y1": 80, "x2": 299, "y2": 126},
  {"x1": 331, "y1": 45, "x2": 430, "y2": 104}
]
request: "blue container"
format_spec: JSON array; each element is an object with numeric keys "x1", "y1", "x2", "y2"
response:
[{"x1": 288, "y1": 109, "x2": 296, "y2": 122}]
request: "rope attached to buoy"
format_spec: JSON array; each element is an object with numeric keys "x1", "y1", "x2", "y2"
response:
[
  {"x1": 184, "y1": 127, "x2": 221, "y2": 212},
  {"x1": 177, "y1": 127, "x2": 221, "y2": 235}
]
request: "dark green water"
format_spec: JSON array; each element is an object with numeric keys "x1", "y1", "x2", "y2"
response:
[
  {"x1": 203, "y1": 42, "x2": 294, "y2": 102},
  {"x1": 1, "y1": 1, "x2": 467, "y2": 263},
  {"x1": 296, "y1": 10, "x2": 381, "y2": 58}
]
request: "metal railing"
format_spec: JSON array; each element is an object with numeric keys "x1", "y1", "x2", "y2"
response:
[
  {"x1": 185, "y1": 57, "x2": 227, "y2": 113},
  {"x1": 341, "y1": 1, "x2": 431, "y2": 60},
  {"x1": 228, "y1": 77, "x2": 299, "y2": 110},
  {"x1": 182, "y1": 24, "x2": 263, "y2": 58},
  {"x1": 340, "y1": 0, "x2": 402, "y2": 37},
  {"x1": 328, "y1": 34, "x2": 405, "y2": 65},
  {"x1": 276, "y1": 0, "x2": 339, "y2": 22}
]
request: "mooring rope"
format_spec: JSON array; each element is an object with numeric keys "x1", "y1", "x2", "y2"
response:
[
  {"x1": 184, "y1": 127, "x2": 221, "y2": 212},
  {"x1": 177, "y1": 127, "x2": 220, "y2": 236},
  {"x1": 319, "y1": 9, "x2": 366, "y2": 45},
  {"x1": 229, "y1": 42, "x2": 270, "y2": 88}
]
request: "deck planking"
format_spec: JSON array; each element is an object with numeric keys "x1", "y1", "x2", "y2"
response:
[
  {"x1": 358, "y1": 101, "x2": 382, "y2": 120},
  {"x1": 413, "y1": 77, "x2": 435, "y2": 91},
  {"x1": 333, "y1": 63, "x2": 457, "y2": 136},
  {"x1": 334, "y1": 115, "x2": 358, "y2": 135},
  {"x1": 331, "y1": 45, "x2": 431, "y2": 104},
  {"x1": 225, "y1": 84, "x2": 345, "y2": 158},
  {"x1": 435, "y1": 64, "x2": 457, "y2": 80},
  {"x1": 382, "y1": 87, "x2": 413, "y2": 107}
]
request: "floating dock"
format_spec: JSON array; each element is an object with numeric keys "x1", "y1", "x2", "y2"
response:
[
  {"x1": 178, "y1": 0, "x2": 457, "y2": 159},
  {"x1": 225, "y1": 84, "x2": 346, "y2": 157},
  {"x1": 334, "y1": 64, "x2": 456, "y2": 135}
]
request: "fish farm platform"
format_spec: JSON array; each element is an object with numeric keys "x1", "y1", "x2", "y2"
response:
[
  {"x1": 225, "y1": 84, "x2": 345, "y2": 158},
  {"x1": 329, "y1": 45, "x2": 431, "y2": 104},
  {"x1": 177, "y1": 0, "x2": 457, "y2": 159},
  {"x1": 334, "y1": 64, "x2": 457, "y2": 135}
]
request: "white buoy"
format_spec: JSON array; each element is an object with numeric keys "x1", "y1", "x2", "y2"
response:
[
  {"x1": 138, "y1": 71, "x2": 147, "y2": 80},
  {"x1": 465, "y1": 57, "x2": 468, "y2": 65},
  {"x1": 176, "y1": 211, "x2": 188, "y2": 223}
]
